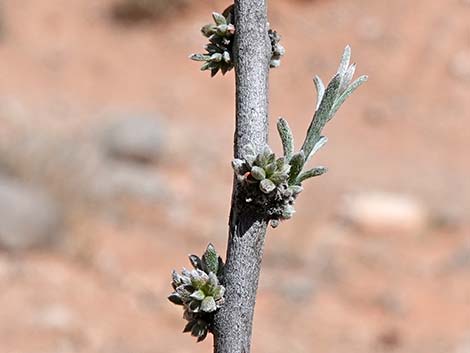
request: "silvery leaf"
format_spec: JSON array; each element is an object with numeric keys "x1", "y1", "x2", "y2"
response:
[
  {"x1": 313, "y1": 75, "x2": 325, "y2": 111},
  {"x1": 277, "y1": 117, "x2": 294, "y2": 160},
  {"x1": 201, "y1": 296, "x2": 217, "y2": 312},
  {"x1": 330, "y1": 75, "x2": 368, "y2": 118},
  {"x1": 337, "y1": 45, "x2": 351, "y2": 77}
]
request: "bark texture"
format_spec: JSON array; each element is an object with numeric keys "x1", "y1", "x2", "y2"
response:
[{"x1": 212, "y1": 1, "x2": 271, "y2": 353}]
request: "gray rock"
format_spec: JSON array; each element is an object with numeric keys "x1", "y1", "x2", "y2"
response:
[
  {"x1": 100, "y1": 114, "x2": 165, "y2": 164},
  {"x1": 0, "y1": 176, "x2": 62, "y2": 250}
]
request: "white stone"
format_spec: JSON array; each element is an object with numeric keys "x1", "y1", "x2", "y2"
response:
[{"x1": 340, "y1": 191, "x2": 428, "y2": 234}]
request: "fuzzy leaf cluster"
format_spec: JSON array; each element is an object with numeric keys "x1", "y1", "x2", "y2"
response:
[
  {"x1": 232, "y1": 144, "x2": 304, "y2": 227},
  {"x1": 168, "y1": 244, "x2": 225, "y2": 342},
  {"x1": 233, "y1": 145, "x2": 291, "y2": 194},
  {"x1": 280, "y1": 46, "x2": 368, "y2": 186},
  {"x1": 301, "y1": 45, "x2": 368, "y2": 160},
  {"x1": 232, "y1": 46, "x2": 366, "y2": 227},
  {"x1": 190, "y1": 6, "x2": 235, "y2": 77},
  {"x1": 190, "y1": 4, "x2": 285, "y2": 76}
]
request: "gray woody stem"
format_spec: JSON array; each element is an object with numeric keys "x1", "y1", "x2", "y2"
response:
[{"x1": 212, "y1": 1, "x2": 271, "y2": 353}]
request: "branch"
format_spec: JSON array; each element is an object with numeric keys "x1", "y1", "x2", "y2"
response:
[
  {"x1": 212, "y1": 1, "x2": 271, "y2": 353},
  {"x1": 170, "y1": 2, "x2": 367, "y2": 351}
]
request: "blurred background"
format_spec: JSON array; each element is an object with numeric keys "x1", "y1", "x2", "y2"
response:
[{"x1": 0, "y1": 0, "x2": 469, "y2": 352}]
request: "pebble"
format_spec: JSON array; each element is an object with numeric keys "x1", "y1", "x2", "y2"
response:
[
  {"x1": 33, "y1": 304, "x2": 77, "y2": 330},
  {"x1": 340, "y1": 191, "x2": 428, "y2": 234}
]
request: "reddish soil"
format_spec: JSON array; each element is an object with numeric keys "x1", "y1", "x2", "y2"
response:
[{"x1": 0, "y1": 0, "x2": 469, "y2": 352}]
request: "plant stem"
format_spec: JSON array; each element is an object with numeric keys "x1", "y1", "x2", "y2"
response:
[{"x1": 212, "y1": 1, "x2": 271, "y2": 352}]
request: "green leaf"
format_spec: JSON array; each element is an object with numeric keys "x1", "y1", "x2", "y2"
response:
[
  {"x1": 216, "y1": 24, "x2": 229, "y2": 35},
  {"x1": 171, "y1": 270, "x2": 183, "y2": 288},
  {"x1": 190, "y1": 320, "x2": 209, "y2": 341},
  {"x1": 190, "y1": 273, "x2": 206, "y2": 289},
  {"x1": 267, "y1": 154, "x2": 276, "y2": 166},
  {"x1": 288, "y1": 151, "x2": 305, "y2": 185},
  {"x1": 211, "y1": 67, "x2": 220, "y2": 77},
  {"x1": 176, "y1": 286, "x2": 192, "y2": 301},
  {"x1": 221, "y1": 65, "x2": 228, "y2": 75},
  {"x1": 276, "y1": 157, "x2": 285, "y2": 170},
  {"x1": 340, "y1": 63, "x2": 356, "y2": 93},
  {"x1": 277, "y1": 117, "x2": 294, "y2": 161},
  {"x1": 197, "y1": 329, "x2": 208, "y2": 342},
  {"x1": 190, "y1": 289, "x2": 206, "y2": 301},
  {"x1": 313, "y1": 75, "x2": 325, "y2": 110},
  {"x1": 288, "y1": 185, "x2": 303, "y2": 196},
  {"x1": 329, "y1": 75, "x2": 368, "y2": 118},
  {"x1": 250, "y1": 166, "x2": 266, "y2": 181},
  {"x1": 212, "y1": 12, "x2": 227, "y2": 26},
  {"x1": 297, "y1": 166, "x2": 328, "y2": 183},
  {"x1": 200, "y1": 296, "x2": 217, "y2": 312},
  {"x1": 168, "y1": 293, "x2": 184, "y2": 305},
  {"x1": 206, "y1": 43, "x2": 220, "y2": 53},
  {"x1": 301, "y1": 74, "x2": 341, "y2": 158},
  {"x1": 212, "y1": 285, "x2": 225, "y2": 300},
  {"x1": 317, "y1": 73, "x2": 342, "y2": 123},
  {"x1": 264, "y1": 162, "x2": 276, "y2": 177},
  {"x1": 223, "y1": 51, "x2": 231, "y2": 63},
  {"x1": 201, "y1": 24, "x2": 216, "y2": 37},
  {"x1": 307, "y1": 136, "x2": 328, "y2": 161},
  {"x1": 254, "y1": 150, "x2": 267, "y2": 167},
  {"x1": 269, "y1": 171, "x2": 288, "y2": 185},
  {"x1": 191, "y1": 320, "x2": 207, "y2": 337},
  {"x1": 337, "y1": 45, "x2": 351, "y2": 77},
  {"x1": 190, "y1": 54, "x2": 211, "y2": 62},
  {"x1": 197, "y1": 332, "x2": 208, "y2": 342},
  {"x1": 183, "y1": 320, "x2": 196, "y2": 333},
  {"x1": 210, "y1": 53, "x2": 223, "y2": 62},
  {"x1": 202, "y1": 243, "x2": 219, "y2": 274},
  {"x1": 208, "y1": 272, "x2": 218, "y2": 288},
  {"x1": 259, "y1": 179, "x2": 276, "y2": 194},
  {"x1": 189, "y1": 255, "x2": 202, "y2": 270},
  {"x1": 200, "y1": 62, "x2": 211, "y2": 71}
]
